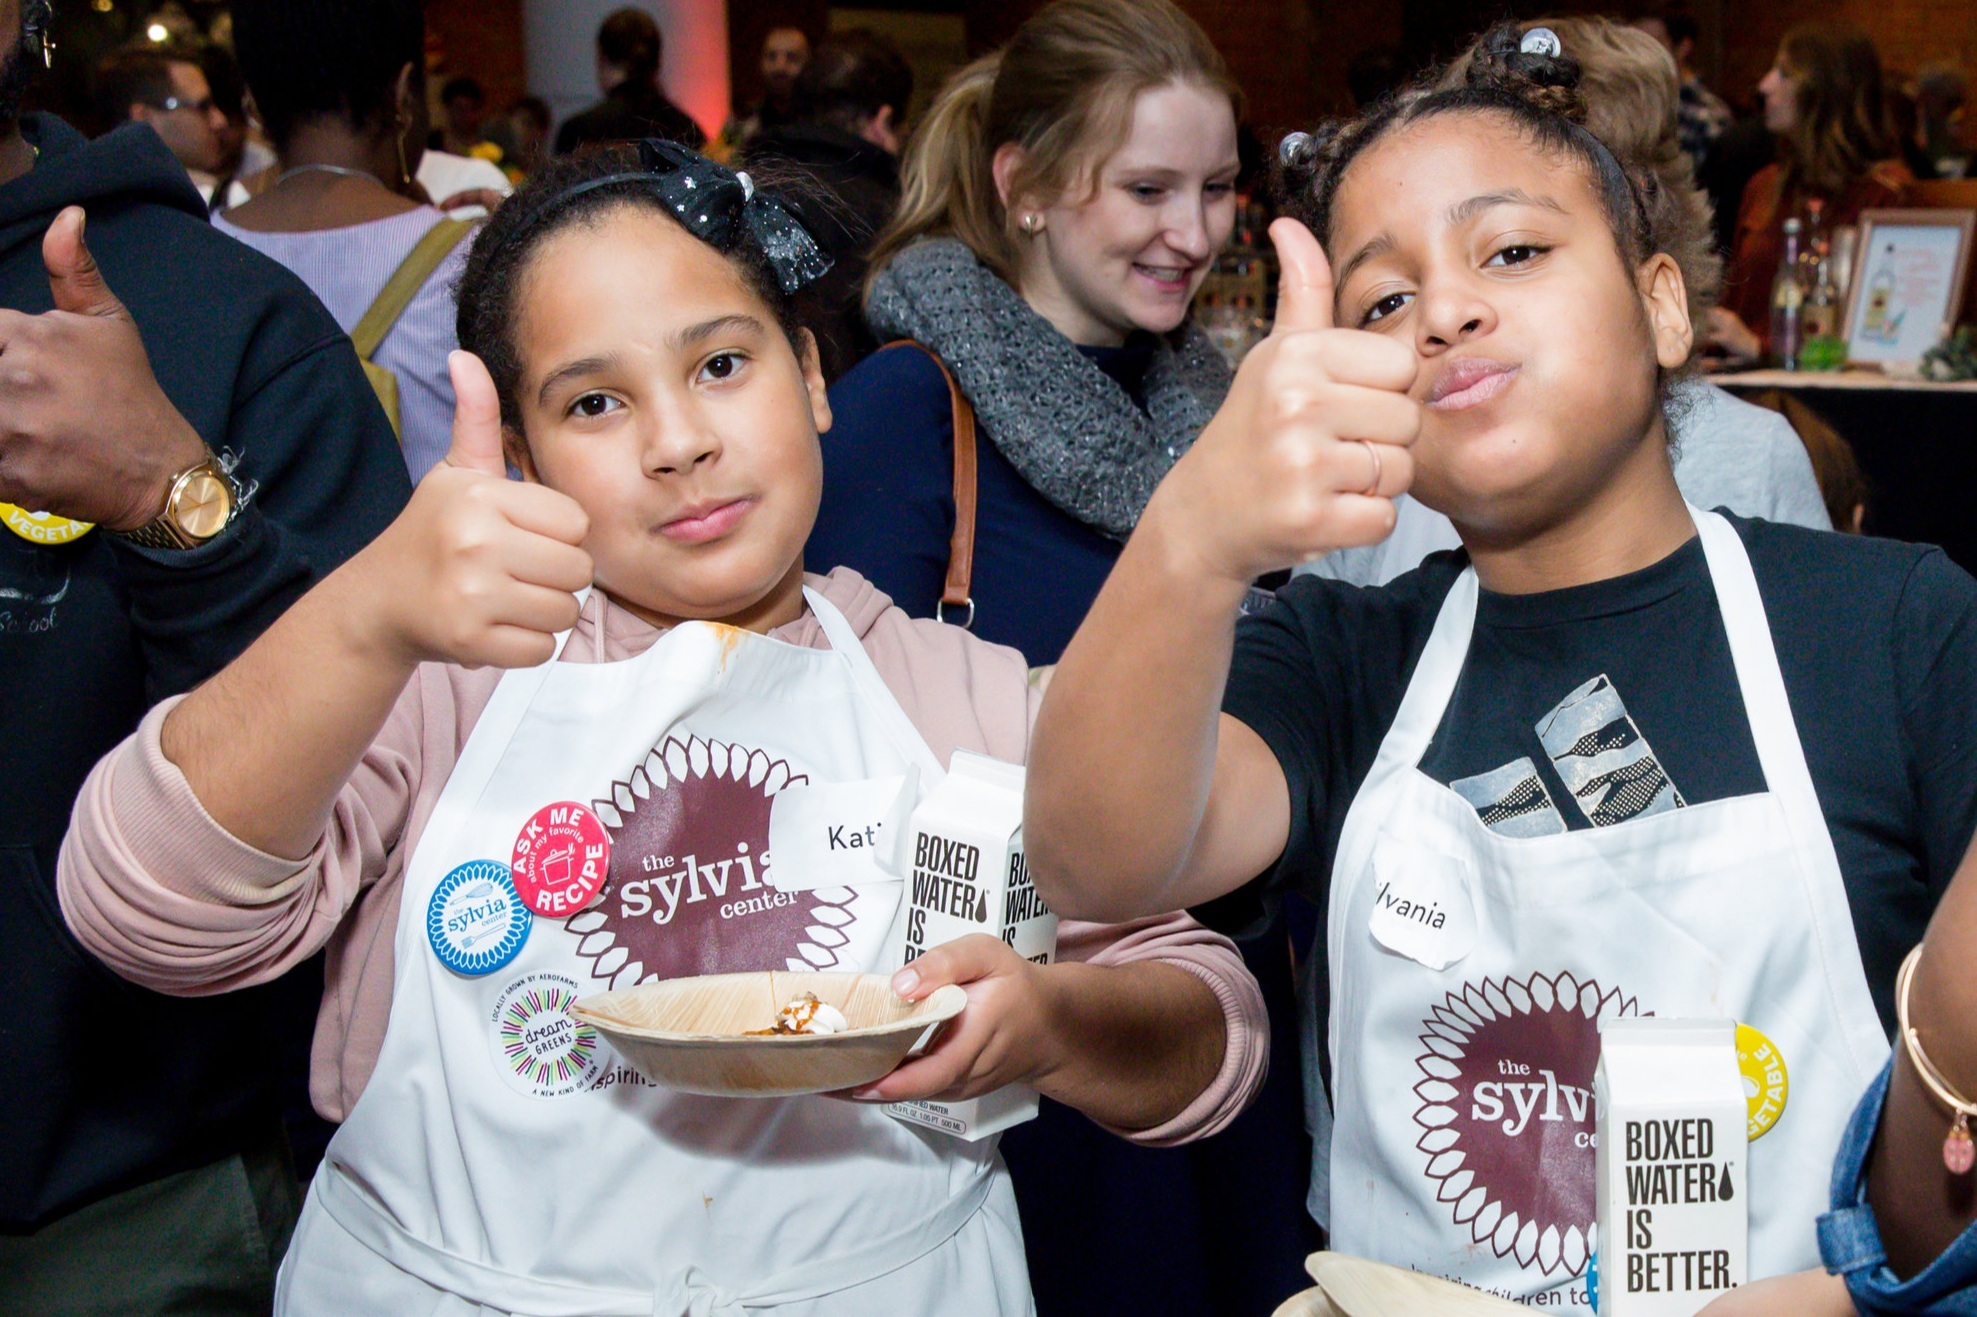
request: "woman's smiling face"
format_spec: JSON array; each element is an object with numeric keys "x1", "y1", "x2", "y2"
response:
[
  {"x1": 508, "y1": 205, "x2": 831, "y2": 631},
  {"x1": 1015, "y1": 80, "x2": 1240, "y2": 346},
  {"x1": 1326, "y1": 111, "x2": 1691, "y2": 540}
]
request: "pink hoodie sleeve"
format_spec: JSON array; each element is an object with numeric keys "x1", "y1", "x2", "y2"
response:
[
  {"x1": 1054, "y1": 913, "x2": 1272, "y2": 1146},
  {"x1": 843, "y1": 579, "x2": 1270, "y2": 1147},
  {"x1": 56, "y1": 663, "x2": 482, "y2": 996}
]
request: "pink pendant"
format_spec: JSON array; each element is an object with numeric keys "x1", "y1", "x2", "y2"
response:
[{"x1": 1944, "y1": 1118, "x2": 1974, "y2": 1174}]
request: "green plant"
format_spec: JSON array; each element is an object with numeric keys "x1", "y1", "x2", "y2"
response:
[{"x1": 1921, "y1": 326, "x2": 1977, "y2": 382}]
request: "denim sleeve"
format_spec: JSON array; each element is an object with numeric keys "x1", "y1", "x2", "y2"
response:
[{"x1": 1820, "y1": 1055, "x2": 1977, "y2": 1314}]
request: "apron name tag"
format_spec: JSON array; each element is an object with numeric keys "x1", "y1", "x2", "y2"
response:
[
  {"x1": 1369, "y1": 844, "x2": 1477, "y2": 970},
  {"x1": 766, "y1": 770, "x2": 917, "y2": 891}
]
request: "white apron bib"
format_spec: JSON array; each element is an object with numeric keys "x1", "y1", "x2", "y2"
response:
[
  {"x1": 275, "y1": 589, "x2": 1032, "y2": 1316},
  {"x1": 1320, "y1": 510, "x2": 1886, "y2": 1310}
]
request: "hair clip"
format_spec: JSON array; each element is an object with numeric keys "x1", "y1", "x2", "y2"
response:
[
  {"x1": 1279, "y1": 131, "x2": 1314, "y2": 165},
  {"x1": 530, "y1": 141, "x2": 831, "y2": 294},
  {"x1": 1520, "y1": 27, "x2": 1562, "y2": 57}
]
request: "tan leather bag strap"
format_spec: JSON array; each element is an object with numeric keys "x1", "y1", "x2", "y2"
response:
[
  {"x1": 350, "y1": 217, "x2": 475, "y2": 360},
  {"x1": 883, "y1": 340, "x2": 977, "y2": 628}
]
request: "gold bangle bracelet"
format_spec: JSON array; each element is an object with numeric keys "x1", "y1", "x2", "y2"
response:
[{"x1": 1895, "y1": 943, "x2": 1977, "y2": 1174}]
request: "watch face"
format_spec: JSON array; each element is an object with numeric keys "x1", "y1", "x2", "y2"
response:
[{"x1": 173, "y1": 471, "x2": 232, "y2": 540}]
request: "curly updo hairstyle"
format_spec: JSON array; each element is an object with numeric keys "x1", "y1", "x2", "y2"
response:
[
  {"x1": 1277, "y1": 26, "x2": 1660, "y2": 273},
  {"x1": 1439, "y1": 18, "x2": 1720, "y2": 331},
  {"x1": 455, "y1": 147, "x2": 809, "y2": 435},
  {"x1": 1274, "y1": 23, "x2": 1696, "y2": 406}
]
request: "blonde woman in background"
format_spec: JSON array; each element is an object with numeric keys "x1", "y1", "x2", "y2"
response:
[{"x1": 806, "y1": 3, "x2": 1313, "y2": 1312}]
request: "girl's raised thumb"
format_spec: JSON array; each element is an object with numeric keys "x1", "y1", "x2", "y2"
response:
[
  {"x1": 444, "y1": 350, "x2": 510, "y2": 477},
  {"x1": 1267, "y1": 217, "x2": 1336, "y2": 336}
]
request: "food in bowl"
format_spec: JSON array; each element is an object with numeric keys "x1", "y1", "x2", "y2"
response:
[{"x1": 746, "y1": 991, "x2": 850, "y2": 1036}]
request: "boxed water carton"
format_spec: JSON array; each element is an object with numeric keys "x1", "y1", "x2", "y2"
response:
[
  {"x1": 885, "y1": 751, "x2": 1057, "y2": 1140},
  {"x1": 1594, "y1": 1018, "x2": 1748, "y2": 1317}
]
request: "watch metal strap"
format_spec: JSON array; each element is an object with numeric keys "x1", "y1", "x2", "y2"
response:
[
  {"x1": 114, "y1": 516, "x2": 200, "y2": 550},
  {"x1": 111, "y1": 458, "x2": 240, "y2": 550}
]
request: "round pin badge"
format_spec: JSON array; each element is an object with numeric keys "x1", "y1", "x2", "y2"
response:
[
  {"x1": 1735, "y1": 1021, "x2": 1789, "y2": 1140},
  {"x1": 511, "y1": 801, "x2": 612, "y2": 917},
  {"x1": 488, "y1": 970, "x2": 605, "y2": 1098},
  {"x1": 1, "y1": 503, "x2": 92, "y2": 546},
  {"x1": 426, "y1": 860, "x2": 531, "y2": 976}
]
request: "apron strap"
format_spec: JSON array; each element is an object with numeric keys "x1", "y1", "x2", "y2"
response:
[
  {"x1": 315, "y1": 1163, "x2": 654, "y2": 1316},
  {"x1": 316, "y1": 1155, "x2": 996, "y2": 1315},
  {"x1": 1689, "y1": 511, "x2": 1826, "y2": 851},
  {"x1": 659, "y1": 1164, "x2": 997, "y2": 1313},
  {"x1": 1375, "y1": 566, "x2": 1479, "y2": 773},
  {"x1": 1324, "y1": 564, "x2": 1479, "y2": 972},
  {"x1": 802, "y1": 586, "x2": 945, "y2": 781},
  {"x1": 1690, "y1": 507, "x2": 1885, "y2": 1078}
]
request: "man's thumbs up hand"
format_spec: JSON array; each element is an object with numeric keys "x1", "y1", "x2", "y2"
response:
[
  {"x1": 44, "y1": 206, "x2": 130, "y2": 319},
  {"x1": 355, "y1": 351, "x2": 595, "y2": 672},
  {"x1": 1141, "y1": 218, "x2": 1423, "y2": 583},
  {"x1": 0, "y1": 207, "x2": 211, "y2": 530}
]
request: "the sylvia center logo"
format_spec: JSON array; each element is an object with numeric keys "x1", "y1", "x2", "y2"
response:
[
  {"x1": 561, "y1": 734, "x2": 861, "y2": 987},
  {"x1": 1411, "y1": 972, "x2": 1641, "y2": 1278}
]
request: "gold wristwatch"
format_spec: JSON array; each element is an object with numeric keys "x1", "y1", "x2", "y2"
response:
[{"x1": 113, "y1": 454, "x2": 241, "y2": 550}]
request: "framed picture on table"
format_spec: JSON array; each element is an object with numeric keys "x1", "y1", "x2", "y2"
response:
[{"x1": 1843, "y1": 208, "x2": 1975, "y2": 366}]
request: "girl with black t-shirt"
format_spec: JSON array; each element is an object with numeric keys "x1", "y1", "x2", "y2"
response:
[{"x1": 1026, "y1": 24, "x2": 1977, "y2": 1314}]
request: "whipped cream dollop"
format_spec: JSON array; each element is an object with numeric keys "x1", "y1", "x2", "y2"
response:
[{"x1": 760, "y1": 992, "x2": 849, "y2": 1036}]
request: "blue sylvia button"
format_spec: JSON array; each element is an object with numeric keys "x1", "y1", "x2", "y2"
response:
[{"x1": 427, "y1": 860, "x2": 531, "y2": 976}]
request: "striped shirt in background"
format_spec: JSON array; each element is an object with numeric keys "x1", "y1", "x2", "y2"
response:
[{"x1": 216, "y1": 207, "x2": 469, "y2": 483}]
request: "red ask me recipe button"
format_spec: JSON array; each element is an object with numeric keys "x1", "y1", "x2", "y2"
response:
[{"x1": 512, "y1": 801, "x2": 612, "y2": 917}]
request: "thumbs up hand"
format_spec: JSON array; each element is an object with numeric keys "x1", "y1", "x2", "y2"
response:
[
  {"x1": 354, "y1": 352, "x2": 594, "y2": 671},
  {"x1": 1148, "y1": 218, "x2": 1422, "y2": 583},
  {"x1": 0, "y1": 207, "x2": 213, "y2": 530}
]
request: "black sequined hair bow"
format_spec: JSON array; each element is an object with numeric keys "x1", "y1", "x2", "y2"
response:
[{"x1": 546, "y1": 139, "x2": 833, "y2": 294}]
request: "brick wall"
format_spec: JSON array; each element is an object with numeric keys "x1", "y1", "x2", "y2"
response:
[
  {"x1": 1711, "y1": 0, "x2": 1977, "y2": 112},
  {"x1": 425, "y1": 0, "x2": 528, "y2": 111},
  {"x1": 416, "y1": 0, "x2": 1972, "y2": 139}
]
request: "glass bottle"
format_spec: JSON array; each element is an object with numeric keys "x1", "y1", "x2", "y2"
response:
[
  {"x1": 1799, "y1": 253, "x2": 1845, "y2": 370},
  {"x1": 1770, "y1": 218, "x2": 1806, "y2": 370},
  {"x1": 1861, "y1": 244, "x2": 1900, "y2": 345},
  {"x1": 1799, "y1": 198, "x2": 1828, "y2": 285}
]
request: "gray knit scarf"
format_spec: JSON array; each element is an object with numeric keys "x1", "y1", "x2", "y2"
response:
[{"x1": 865, "y1": 237, "x2": 1232, "y2": 539}]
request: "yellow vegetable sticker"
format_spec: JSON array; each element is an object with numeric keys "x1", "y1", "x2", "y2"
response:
[
  {"x1": 1737, "y1": 1021, "x2": 1788, "y2": 1140},
  {"x1": 0, "y1": 504, "x2": 92, "y2": 545}
]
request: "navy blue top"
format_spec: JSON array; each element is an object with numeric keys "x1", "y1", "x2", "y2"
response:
[{"x1": 807, "y1": 338, "x2": 1158, "y2": 665}]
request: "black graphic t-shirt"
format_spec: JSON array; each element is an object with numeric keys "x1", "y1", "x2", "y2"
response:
[{"x1": 1204, "y1": 514, "x2": 1977, "y2": 1034}]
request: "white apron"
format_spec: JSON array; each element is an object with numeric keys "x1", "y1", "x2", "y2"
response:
[
  {"x1": 275, "y1": 588, "x2": 1032, "y2": 1316},
  {"x1": 1320, "y1": 510, "x2": 1886, "y2": 1310}
]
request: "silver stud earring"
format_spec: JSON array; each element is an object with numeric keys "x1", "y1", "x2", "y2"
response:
[{"x1": 1020, "y1": 213, "x2": 1042, "y2": 234}]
